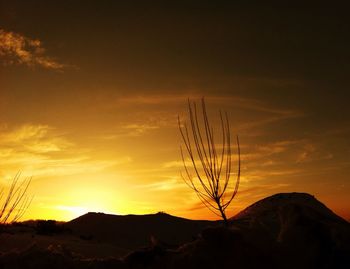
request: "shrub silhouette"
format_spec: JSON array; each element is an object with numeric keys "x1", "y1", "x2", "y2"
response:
[
  {"x1": 0, "y1": 173, "x2": 32, "y2": 224},
  {"x1": 178, "y1": 98, "x2": 240, "y2": 225},
  {"x1": 36, "y1": 220, "x2": 65, "y2": 235}
]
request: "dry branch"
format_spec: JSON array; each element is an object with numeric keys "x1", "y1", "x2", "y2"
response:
[
  {"x1": 0, "y1": 172, "x2": 33, "y2": 224},
  {"x1": 178, "y1": 98, "x2": 240, "y2": 225}
]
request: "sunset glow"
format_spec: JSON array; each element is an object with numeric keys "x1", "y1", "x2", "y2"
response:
[{"x1": 1, "y1": 2, "x2": 349, "y2": 222}]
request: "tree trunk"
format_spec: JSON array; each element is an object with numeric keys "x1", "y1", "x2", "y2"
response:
[{"x1": 218, "y1": 203, "x2": 228, "y2": 226}]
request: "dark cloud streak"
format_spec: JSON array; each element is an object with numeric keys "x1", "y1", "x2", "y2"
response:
[{"x1": 1, "y1": 1, "x2": 349, "y2": 81}]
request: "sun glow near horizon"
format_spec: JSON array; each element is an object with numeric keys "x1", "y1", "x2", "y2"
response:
[
  {"x1": 1, "y1": 117, "x2": 349, "y2": 222},
  {"x1": 1, "y1": 3, "x2": 349, "y2": 222}
]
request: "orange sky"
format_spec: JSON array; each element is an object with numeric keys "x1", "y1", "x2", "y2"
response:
[{"x1": 0, "y1": 2, "x2": 349, "y2": 221}]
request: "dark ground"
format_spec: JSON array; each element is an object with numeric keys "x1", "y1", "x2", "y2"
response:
[{"x1": 0, "y1": 193, "x2": 349, "y2": 269}]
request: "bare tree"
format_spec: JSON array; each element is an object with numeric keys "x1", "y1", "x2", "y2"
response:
[
  {"x1": 178, "y1": 98, "x2": 240, "y2": 225},
  {"x1": 0, "y1": 173, "x2": 33, "y2": 224}
]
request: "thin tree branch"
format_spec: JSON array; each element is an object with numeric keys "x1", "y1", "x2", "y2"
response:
[{"x1": 178, "y1": 98, "x2": 241, "y2": 225}]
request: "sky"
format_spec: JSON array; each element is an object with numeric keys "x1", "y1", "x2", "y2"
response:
[{"x1": 0, "y1": 1, "x2": 349, "y2": 221}]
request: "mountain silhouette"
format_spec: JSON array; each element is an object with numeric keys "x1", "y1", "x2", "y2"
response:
[
  {"x1": 66, "y1": 211, "x2": 216, "y2": 251},
  {"x1": 123, "y1": 193, "x2": 350, "y2": 269},
  {"x1": 234, "y1": 192, "x2": 346, "y2": 223},
  {"x1": 0, "y1": 193, "x2": 349, "y2": 269},
  {"x1": 166, "y1": 192, "x2": 350, "y2": 269},
  {"x1": 233, "y1": 192, "x2": 349, "y2": 245},
  {"x1": 232, "y1": 193, "x2": 350, "y2": 268}
]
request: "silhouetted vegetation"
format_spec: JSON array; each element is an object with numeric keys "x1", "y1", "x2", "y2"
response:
[
  {"x1": 36, "y1": 220, "x2": 66, "y2": 235},
  {"x1": 178, "y1": 98, "x2": 240, "y2": 225},
  {"x1": 0, "y1": 173, "x2": 32, "y2": 224}
]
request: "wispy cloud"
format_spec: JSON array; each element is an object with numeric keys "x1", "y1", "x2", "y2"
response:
[
  {"x1": 114, "y1": 94, "x2": 301, "y2": 115},
  {"x1": 134, "y1": 177, "x2": 185, "y2": 191},
  {"x1": 162, "y1": 137, "x2": 335, "y2": 197},
  {"x1": 122, "y1": 123, "x2": 160, "y2": 136},
  {"x1": 0, "y1": 28, "x2": 65, "y2": 70},
  {"x1": 99, "y1": 122, "x2": 161, "y2": 139},
  {"x1": 0, "y1": 124, "x2": 71, "y2": 153},
  {"x1": 101, "y1": 93, "x2": 303, "y2": 140},
  {"x1": 162, "y1": 139, "x2": 302, "y2": 169},
  {"x1": 100, "y1": 112, "x2": 177, "y2": 138},
  {"x1": 0, "y1": 124, "x2": 130, "y2": 183}
]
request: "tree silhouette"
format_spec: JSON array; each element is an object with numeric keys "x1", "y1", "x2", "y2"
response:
[
  {"x1": 0, "y1": 173, "x2": 32, "y2": 224},
  {"x1": 178, "y1": 98, "x2": 240, "y2": 225}
]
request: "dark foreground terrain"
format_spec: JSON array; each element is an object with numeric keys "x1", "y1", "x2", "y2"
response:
[{"x1": 0, "y1": 192, "x2": 349, "y2": 269}]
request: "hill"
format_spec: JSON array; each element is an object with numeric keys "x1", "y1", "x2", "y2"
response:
[
  {"x1": 166, "y1": 192, "x2": 350, "y2": 269},
  {"x1": 121, "y1": 192, "x2": 350, "y2": 269},
  {"x1": 66, "y1": 211, "x2": 217, "y2": 251},
  {"x1": 0, "y1": 193, "x2": 349, "y2": 269}
]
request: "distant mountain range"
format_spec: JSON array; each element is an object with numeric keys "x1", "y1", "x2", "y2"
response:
[{"x1": 66, "y1": 211, "x2": 217, "y2": 251}]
